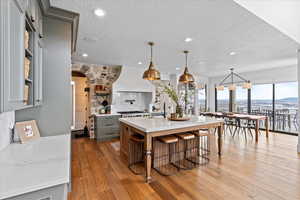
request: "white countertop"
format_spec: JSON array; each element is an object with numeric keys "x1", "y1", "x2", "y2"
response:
[
  {"x1": 119, "y1": 116, "x2": 224, "y2": 133},
  {"x1": 92, "y1": 113, "x2": 121, "y2": 117},
  {"x1": 92, "y1": 112, "x2": 163, "y2": 117},
  {"x1": 0, "y1": 134, "x2": 70, "y2": 199}
]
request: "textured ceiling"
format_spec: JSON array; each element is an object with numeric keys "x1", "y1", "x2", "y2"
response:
[{"x1": 51, "y1": 0, "x2": 299, "y2": 77}]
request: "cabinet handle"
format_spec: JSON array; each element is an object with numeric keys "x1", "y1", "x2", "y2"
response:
[{"x1": 31, "y1": 16, "x2": 35, "y2": 22}]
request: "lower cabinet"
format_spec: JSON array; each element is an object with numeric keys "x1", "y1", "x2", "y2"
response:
[
  {"x1": 6, "y1": 184, "x2": 68, "y2": 200},
  {"x1": 94, "y1": 115, "x2": 121, "y2": 141}
]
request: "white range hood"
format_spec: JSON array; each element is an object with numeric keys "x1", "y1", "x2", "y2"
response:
[{"x1": 113, "y1": 66, "x2": 155, "y2": 92}]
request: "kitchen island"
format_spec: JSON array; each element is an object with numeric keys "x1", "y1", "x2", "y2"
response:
[{"x1": 119, "y1": 116, "x2": 224, "y2": 182}]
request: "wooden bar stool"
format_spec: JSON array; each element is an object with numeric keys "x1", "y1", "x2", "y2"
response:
[
  {"x1": 128, "y1": 134, "x2": 144, "y2": 175},
  {"x1": 188, "y1": 130, "x2": 210, "y2": 165},
  {"x1": 174, "y1": 132, "x2": 196, "y2": 170},
  {"x1": 153, "y1": 135, "x2": 179, "y2": 176}
]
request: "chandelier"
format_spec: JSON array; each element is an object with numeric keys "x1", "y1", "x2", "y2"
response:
[{"x1": 216, "y1": 68, "x2": 251, "y2": 91}]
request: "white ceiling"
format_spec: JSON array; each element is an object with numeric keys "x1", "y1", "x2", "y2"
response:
[{"x1": 51, "y1": 0, "x2": 299, "y2": 77}]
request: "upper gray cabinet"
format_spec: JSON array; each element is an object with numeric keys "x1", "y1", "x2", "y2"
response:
[
  {"x1": 2, "y1": 0, "x2": 26, "y2": 112},
  {"x1": 34, "y1": 37, "x2": 43, "y2": 106},
  {"x1": 0, "y1": 0, "x2": 43, "y2": 113}
]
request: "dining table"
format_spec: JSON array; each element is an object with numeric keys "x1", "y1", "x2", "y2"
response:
[{"x1": 200, "y1": 112, "x2": 269, "y2": 142}]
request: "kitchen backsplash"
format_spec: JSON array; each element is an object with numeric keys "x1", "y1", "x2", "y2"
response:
[
  {"x1": 72, "y1": 63, "x2": 122, "y2": 114},
  {"x1": 0, "y1": 111, "x2": 15, "y2": 151},
  {"x1": 113, "y1": 91, "x2": 152, "y2": 112}
]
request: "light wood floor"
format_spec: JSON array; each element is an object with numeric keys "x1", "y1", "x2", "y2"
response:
[{"x1": 68, "y1": 132, "x2": 300, "y2": 200}]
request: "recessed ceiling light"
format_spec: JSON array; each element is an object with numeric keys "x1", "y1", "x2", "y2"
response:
[
  {"x1": 82, "y1": 53, "x2": 88, "y2": 57},
  {"x1": 176, "y1": 67, "x2": 180, "y2": 70},
  {"x1": 184, "y1": 37, "x2": 192, "y2": 42},
  {"x1": 94, "y1": 8, "x2": 106, "y2": 17},
  {"x1": 229, "y1": 52, "x2": 236, "y2": 56},
  {"x1": 138, "y1": 62, "x2": 142, "y2": 65}
]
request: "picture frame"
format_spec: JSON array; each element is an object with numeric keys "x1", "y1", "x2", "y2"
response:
[{"x1": 15, "y1": 120, "x2": 40, "y2": 144}]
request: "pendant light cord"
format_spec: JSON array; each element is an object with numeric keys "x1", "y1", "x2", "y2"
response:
[
  {"x1": 185, "y1": 52, "x2": 188, "y2": 67},
  {"x1": 151, "y1": 44, "x2": 153, "y2": 62}
]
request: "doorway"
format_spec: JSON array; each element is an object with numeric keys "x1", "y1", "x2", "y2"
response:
[{"x1": 71, "y1": 71, "x2": 90, "y2": 137}]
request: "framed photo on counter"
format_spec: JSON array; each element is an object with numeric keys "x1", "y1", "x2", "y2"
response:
[{"x1": 15, "y1": 120, "x2": 40, "y2": 143}]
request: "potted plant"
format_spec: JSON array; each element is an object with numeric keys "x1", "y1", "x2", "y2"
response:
[{"x1": 163, "y1": 86, "x2": 184, "y2": 118}]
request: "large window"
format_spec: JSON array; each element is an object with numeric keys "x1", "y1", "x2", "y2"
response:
[
  {"x1": 198, "y1": 86, "x2": 206, "y2": 112},
  {"x1": 251, "y1": 84, "x2": 273, "y2": 113},
  {"x1": 275, "y1": 82, "x2": 298, "y2": 133},
  {"x1": 214, "y1": 82, "x2": 298, "y2": 135},
  {"x1": 235, "y1": 87, "x2": 248, "y2": 113},
  {"x1": 217, "y1": 88, "x2": 229, "y2": 112}
]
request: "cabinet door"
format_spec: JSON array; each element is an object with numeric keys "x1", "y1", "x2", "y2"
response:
[
  {"x1": 37, "y1": 4, "x2": 43, "y2": 37},
  {"x1": 37, "y1": 39, "x2": 43, "y2": 104},
  {"x1": 3, "y1": 0, "x2": 26, "y2": 111},
  {"x1": 33, "y1": 36, "x2": 43, "y2": 106}
]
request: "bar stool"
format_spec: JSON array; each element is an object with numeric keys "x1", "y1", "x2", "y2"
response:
[
  {"x1": 153, "y1": 135, "x2": 179, "y2": 176},
  {"x1": 188, "y1": 130, "x2": 210, "y2": 165},
  {"x1": 174, "y1": 132, "x2": 196, "y2": 170},
  {"x1": 128, "y1": 134, "x2": 144, "y2": 175}
]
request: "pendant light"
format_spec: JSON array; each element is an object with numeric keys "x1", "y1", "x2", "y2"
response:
[
  {"x1": 143, "y1": 42, "x2": 161, "y2": 80},
  {"x1": 179, "y1": 50, "x2": 194, "y2": 83}
]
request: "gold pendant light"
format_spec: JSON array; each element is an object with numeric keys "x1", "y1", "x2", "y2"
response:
[
  {"x1": 143, "y1": 42, "x2": 161, "y2": 80},
  {"x1": 179, "y1": 50, "x2": 194, "y2": 83}
]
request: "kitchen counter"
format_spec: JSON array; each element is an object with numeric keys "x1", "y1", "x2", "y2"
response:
[
  {"x1": 0, "y1": 134, "x2": 70, "y2": 199},
  {"x1": 92, "y1": 113, "x2": 121, "y2": 117},
  {"x1": 91, "y1": 112, "x2": 163, "y2": 118},
  {"x1": 119, "y1": 116, "x2": 224, "y2": 133}
]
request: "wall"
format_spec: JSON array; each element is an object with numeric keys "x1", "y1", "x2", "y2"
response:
[
  {"x1": 297, "y1": 50, "x2": 300, "y2": 152},
  {"x1": 16, "y1": 17, "x2": 72, "y2": 136},
  {"x1": 0, "y1": 111, "x2": 15, "y2": 151},
  {"x1": 113, "y1": 91, "x2": 152, "y2": 112},
  {"x1": 207, "y1": 65, "x2": 297, "y2": 111}
]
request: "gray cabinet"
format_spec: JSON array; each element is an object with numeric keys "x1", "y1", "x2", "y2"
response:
[
  {"x1": 2, "y1": 0, "x2": 26, "y2": 112},
  {"x1": 34, "y1": 36, "x2": 43, "y2": 106},
  {"x1": 0, "y1": 0, "x2": 43, "y2": 112},
  {"x1": 94, "y1": 115, "x2": 121, "y2": 141},
  {"x1": 6, "y1": 184, "x2": 68, "y2": 200}
]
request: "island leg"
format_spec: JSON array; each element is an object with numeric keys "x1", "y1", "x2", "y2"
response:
[
  {"x1": 217, "y1": 125, "x2": 223, "y2": 156},
  {"x1": 255, "y1": 119, "x2": 259, "y2": 142},
  {"x1": 144, "y1": 134, "x2": 152, "y2": 183}
]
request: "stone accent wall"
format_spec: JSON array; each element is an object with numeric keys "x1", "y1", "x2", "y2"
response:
[{"x1": 72, "y1": 63, "x2": 122, "y2": 114}]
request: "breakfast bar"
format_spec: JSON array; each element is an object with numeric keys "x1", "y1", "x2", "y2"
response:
[{"x1": 119, "y1": 116, "x2": 224, "y2": 182}]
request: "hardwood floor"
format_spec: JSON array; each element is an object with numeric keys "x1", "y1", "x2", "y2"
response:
[{"x1": 68, "y1": 132, "x2": 300, "y2": 200}]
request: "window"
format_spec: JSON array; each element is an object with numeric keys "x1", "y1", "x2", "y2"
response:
[
  {"x1": 198, "y1": 86, "x2": 206, "y2": 112},
  {"x1": 235, "y1": 87, "x2": 248, "y2": 113},
  {"x1": 251, "y1": 84, "x2": 273, "y2": 113},
  {"x1": 275, "y1": 82, "x2": 298, "y2": 133},
  {"x1": 217, "y1": 88, "x2": 229, "y2": 112}
]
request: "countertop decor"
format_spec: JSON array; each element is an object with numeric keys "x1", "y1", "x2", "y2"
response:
[{"x1": 163, "y1": 85, "x2": 184, "y2": 118}]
